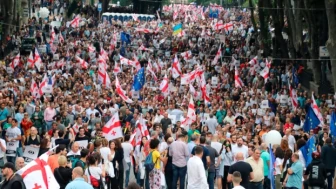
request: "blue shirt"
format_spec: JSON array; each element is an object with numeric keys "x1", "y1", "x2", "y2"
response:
[
  {"x1": 286, "y1": 161, "x2": 303, "y2": 189},
  {"x1": 65, "y1": 178, "x2": 94, "y2": 189}
]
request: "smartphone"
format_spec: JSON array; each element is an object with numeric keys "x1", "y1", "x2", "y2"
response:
[{"x1": 102, "y1": 159, "x2": 104, "y2": 164}]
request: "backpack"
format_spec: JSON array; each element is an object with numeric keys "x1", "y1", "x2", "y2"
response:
[
  {"x1": 72, "y1": 158, "x2": 85, "y2": 169},
  {"x1": 144, "y1": 151, "x2": 158, "y2": 172}
]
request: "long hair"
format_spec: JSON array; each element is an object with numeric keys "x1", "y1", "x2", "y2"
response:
[
  {"x1": 280, "y1": 139, "x2": 289, "y2": 151},
  {"x1": 282, "y1": 149, "x2": 293, "y2": 169},
  {"x1": 113, "y1": 138, "x2": 122, "y2": 149},
  {"x1": 220, "y1": 140, "x2": 232, "y2": 154}
]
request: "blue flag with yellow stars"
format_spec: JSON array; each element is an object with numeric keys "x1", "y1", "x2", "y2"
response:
[
  {"x1": 133, "y1": 67, "x2": 145, "y2": 91},
  {"x1": 303, "y1": 106, "x2": 320, "y2": 132},
  {"x1": 300, "y1": 137, "x2": 316, "y2": 167},
  {"x1": 330, "y1": 111, "x2": 336, "y2": 139}
]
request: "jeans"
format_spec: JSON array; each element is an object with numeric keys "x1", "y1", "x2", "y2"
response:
[
  {"x1": 145, "y1": 169, "x2": 150, "y2": 189},
  {"x1": 136, "y1": 169, "x2": 144, "y2": 187},
  {"x1": 263, "y1": 176, "x2": 270, "y2": 189},
  {"x1": 125, "y1": 162, "x2": 131, "y2": 187},
  {"x1": 326, "y1": 169, "x2": 335, "y2": 189},
  {"x1": 207, "y1": 172, "x2": 216, "y2": 189},
  {"x1": 172, "y1": 165, "x2": 187, "y2": 189},
  {"x1": 165, "y1": 168, "x2": 173, "y2": 189},
  {"x1": 249, "y1": 181, "x2": 263, "y2": 189},
  {"x1": 45, "y1": 121, "x2": 53, "y2": 131}
]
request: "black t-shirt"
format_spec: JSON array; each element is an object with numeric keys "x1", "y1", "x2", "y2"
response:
[
  {"x1": 191, "y1": 145, "x2": 210, "y2": 169},
  {"x1": 24, "y1": 135, "x2": 41, "y2": 146},
  {"x1": 55, "y1": 138, "x2": 71, "y2": 147},
  {"x1": 228, "y1": 161, "x2": 253, "y2": 189}
]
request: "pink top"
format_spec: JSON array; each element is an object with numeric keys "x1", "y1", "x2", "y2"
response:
[{"x1": 44, "y1": 108, "x2": 56, "y2": 121}]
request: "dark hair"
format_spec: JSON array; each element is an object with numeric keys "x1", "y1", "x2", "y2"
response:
[
  {"x1": 150, "y1": 138, "x2": 160, "y2": 149},
  {"x1": 124, "y1": 134, "x2": 131, "y2": 141},
  {"x1": 40, "y1": 138, "x2": 49, "y2": 149},
  {"x1": 140, "y1": 136, "x2": 147, "y2": 152},
  {"x1": 275, "y1": 147, "x2": 284, "y2": 159},
  {"x1": 80, "y1": 148, "x2": 89, "y2": 158},
  {"x1": 113, "y1": 139, "x2": 122, "y2": 149},
  {"x1": 12, "y1": 118, "x2": 18, "y2": 123},
  {"x1": 58, "y1": 130, "x2": 65, "y2": 137},
  {"x1": 200, "y1": 136, "x2": 206, "y2": 144},
  {"x1": 164, "y1": 133, "x2": 171, "y2": 142},
  {"x1": 220, "y1": 140, "x2": 231, "y2": 154},
  {"x1": 296, "y1": 139, "x2": 306, "y2": 150},
  {"x1": 87, "y1": 154, "x2": 97, "y2": 165},
  {"x1": 52, "y1": 129, "x2": 58, "y2": 136},
  {"x1": 194, "y1": 146, "x2": 203, "y2": 155},
  {"x1": 282, "y1": 149, "x2": 293, "y2": 168},
  {"x1": 94, "y1": 139, "x2": 102, "y2": 148},
  {"x1": 326, "y1": 137, "x2": 332, "y2": 144},
  {"x1": 55, "y1": 144, "x2": 66, "y2": 154}
]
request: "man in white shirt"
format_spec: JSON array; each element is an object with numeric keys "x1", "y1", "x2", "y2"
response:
[
  {"x1": 121, "y1": 134, "x2": 134, "y2": 188},
  {"x1": 283, "y1": 129, "x2": 296, "y2": 152},
  {"x1": 232, "y1": 137, "x2": 248, "y2": 161},
  {"x1": 5, "y1": 119, "x2": 21, "y2": 164},
  {"x1": 232, "y1": 171, "x2": 245, "y2": 189},
  {"x1": 0, "y1": 131, "x2": 6, "y2": 181},
  {"x1": 187, "y1": 146, "x2": 209, "y2": 189}
]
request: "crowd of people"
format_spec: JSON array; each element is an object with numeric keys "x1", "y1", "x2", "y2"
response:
[{"x1": 0, "y1": 1, "x2": 335, "y2": 189}]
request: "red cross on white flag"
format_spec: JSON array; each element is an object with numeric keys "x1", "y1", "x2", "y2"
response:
[{"x1": 102, "y1": 112, "x2": 123, "y2": 141}]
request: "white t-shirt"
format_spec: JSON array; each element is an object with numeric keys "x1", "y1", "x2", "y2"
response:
[
  {"x1": 232, "y1": 145, "x2": 248, "y2": 161},
  {"x1": 233, "y1": 186, "x2": 245, "y2": 189},
  {"x1": 6, "y1": 127, "x2": 21, "y2": 146},
  {"x1": 85, "y1": 166, "x2": 102, "y2": 184},
  {"x1": 0, "y1": 139, "x2": 6, "y2": 158},
  {"x1": 275, "y1": 158, "x2": 284, "y2": 174},
  {"x1": 121, "y1": 142, "x2": 134, "y2": 163},
  {"x1": 284, "y1": 135, "x2": 296, "y2": 152},
  {"x1": 100, "y1": 147, "x2": 111, "y2": 163}
]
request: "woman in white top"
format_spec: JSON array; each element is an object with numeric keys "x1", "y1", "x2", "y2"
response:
[
  {"x1": 51, "y1": 129, "x2": 59, "y2": 148},
  {"x1": 274, "y1": 146, "x2": 284, "y2": 189},
  {"x1": 135, "y1": 136, "x2": 147, "y2": 187},
  {"x1": 85, "y1": 153, "x2": 106, "y2": 189}
]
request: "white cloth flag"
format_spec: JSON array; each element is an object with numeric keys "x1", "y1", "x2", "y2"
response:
[
  {"x1": 17, "y1": 152, "x2": 60, "y2": 189},
  {"x1": 102, "y1": 112, "x2": 123, "y2": 141}
]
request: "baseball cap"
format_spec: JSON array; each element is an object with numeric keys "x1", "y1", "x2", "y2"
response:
[{"x1": 0, "y1": 162, "x2": 16, "y2": 171}]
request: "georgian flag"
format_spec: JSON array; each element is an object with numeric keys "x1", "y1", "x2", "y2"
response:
[
  {"x1": 199, "y1": 73, "x2": 210, "y2": 105},
  {"x1": 38, "y1": 74, "x2": 48, "y2": 96},
  {"x1": 147, "y1": 60, "x2": 158, "y2": 81},
  {"x1": 30, "y1": 79, "x2": 40, "y2": 99},
  {"x1": 181, "y1": 96, "x2": 196, "y2": 131},
  {"x1": 70, "y1": 15, "x2": 80, "y2": 28},
  {"x1": 171, "y1": 55, "x2": 182, "y2": 79},
  {"x1": 56, "y1": 58, "x2": 65, "y2": 68},
  {"x1": 27, "y1": 51, "x2": 34, "y2": 68},
  {"x1": 113, "y1": 62, "x2": 121, "y2": 75},
  {"x1": 138, "y1": 45, "x2": 153, "y2": 52},
  {"x1": 235, "y1": 66, "x2": 244, "y2": 88},
  {"x1": 159, "y1": 74, "x2": 169, "y2": 97},
  {"x1": 50, "y1": 27, "x2": 55, "y2": 44},
  {"x1": 223, "y1": 22, "x2": 234, "y2": 32},
  {"x1": 249, "y1": 56, "x2": 258, "y2": 65},
  {"x1": 136, "y1": 114, "x2": 150, "y2": 139},
  {"x1": 120, "y1": 55, "x2": 141, "y2": 71},
  {"x1": 75, "y1": 56, "x2": 89, "y2": 69},
  {"x1": 88, "y1": 44, "x2": 96, "y2": 53},
  {"x1": 211, "y1": 44, "x2": 222, "y2": 65},
  {"x1": 17, "y1": 151, "x2": 60, "y2": 189},
  {"x1": 212, "y1": 20, "x2": 224, "y2": 30},
  {"x1": 173, "y1": 11, "x2": 178, "y2": 20},
  {"x1": 102, "y1": 112, "x2": 123, "y2": 141},
  {"x1": 288, "y1": 81, "x2": 298, "y2": 109},
  {"x1": 311, "y1": 93, "x2": 324, "y2": 125},
  {"x1": 181, "y1": 50, "x2": 192, "y2": 61},
  {"x1": 259, "y1": 66, "x2": 270, "y2": 82},
  {"x1": 100, "y1": 48, "x2": 109, "y2": 61},
  {"x1": 266, "y1": 58, "x2": 272, "y2": 68},
  {"x1": 189, "y1": 84, "x2": 199, "y2": 99},
  {"x1": 58, "y1": 34, "x2": 64, "y2": 43},
  {"x1": 10, "y1": 52, "x2": 20, "y2": 69},
  {"x1": 115, "y1": 76, "x2": 133, "y2": 104},
  {"x1": 34, "y1": 48, "x2": 42, "y2": 71}
]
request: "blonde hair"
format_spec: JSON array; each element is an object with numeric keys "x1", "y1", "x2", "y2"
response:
[{"x1": 58, "y1": 155, "x2": 67, "y2": 166}]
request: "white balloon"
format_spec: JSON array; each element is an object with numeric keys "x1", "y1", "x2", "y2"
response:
[
  {"x1": 39, "y1": 7, "x2": 50, "y2": 18},
  {"x1": 265, "y1": 130, "x2": 282, "y2": 147}
]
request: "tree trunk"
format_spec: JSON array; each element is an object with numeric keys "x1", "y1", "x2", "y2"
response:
[
  {"x1": 325, "y1": 0, "x2": 336, "y2": 89},
  {"x1": 258, "y1": 0, "x2": 271, "y2": 56}
]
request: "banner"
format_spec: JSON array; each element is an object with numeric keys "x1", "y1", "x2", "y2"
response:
[
  {"x1": 23, "y1": 146, "x2": 40, "y2": 163},
  {"x1": 77, "y1": 140, "x2": 88, "y2": 151},
  {"x1": 6, "y1": 142, "x2": 18, "y2": 157}
]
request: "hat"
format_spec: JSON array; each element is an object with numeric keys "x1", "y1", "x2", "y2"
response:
[{"x1": 0, "y1": 162, "x2": 16, "y2": 171}]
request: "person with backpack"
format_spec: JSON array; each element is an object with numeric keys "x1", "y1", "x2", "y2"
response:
[
  {"x1": 84, "y1": 153, "x2": 106, "y2": 189},
  {"x1": 54, "y1": 155, "x2": 73, "y2": 189},
  {"x1": 305, "y1": 151, "x2": 327, "y2": 189},
  {"x1": 145, "y1": 138, "x2": 167, "y2": 189},
  {"x1": 73, "y1": 148, "x2": 89, "y2": 170}
]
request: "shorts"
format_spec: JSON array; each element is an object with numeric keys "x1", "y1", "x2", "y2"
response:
[{"x1": 215, "y1": 168, "x2": 222, "y2": 178}]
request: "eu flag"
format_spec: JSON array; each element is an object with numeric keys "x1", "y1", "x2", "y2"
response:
[
  {"x1": 300, "y1": 137, "x2": 316, "y2": 167},
  {"x1": 303, "y1": 106, "x2": 320, "y2": 132},
  {"x1": 330, "y1": 111, "x2": 336, "y2": 139},
  {"x1": 120, "y1": 32, "x2": 131, "y2": 45},
  {"x1": 268, "y1": 144, "x2": 276, "y2": 189},
  {"x1": 133, "y1": 67, "x2": 145, "y2": 91}
]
